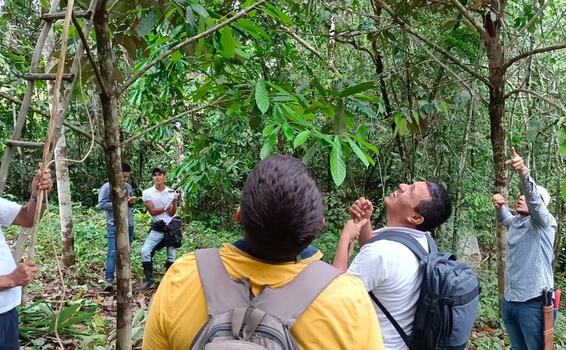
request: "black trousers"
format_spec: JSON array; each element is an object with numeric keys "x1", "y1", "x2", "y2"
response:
[{"x1": 0, "y1": 307, "x2": 19, "y2": 350}]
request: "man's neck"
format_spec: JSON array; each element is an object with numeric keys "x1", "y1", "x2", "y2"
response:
[
  {"x1": 385, "y1": 216, "x2": 416, "y2": 230},
  {"x1": 154, "y1": 184, "x2": 166, "y2": 191}
]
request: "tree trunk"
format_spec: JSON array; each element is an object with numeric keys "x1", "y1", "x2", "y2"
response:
[
  {"x1": 452, "y1": 94, "x2": 475, "y2": 252},
  {"x1": 328, "y1": 14, "x2": 336, "y2": 71},
  {"x1": 55, "y1": 129, "x2": 75, "y2": 266},
  {"x1": 482, "y1": 5, "x2": 508, "y2": 311},
  {"x1": 42, "y1": 5, "x2": 75, "y2": 267},
  {"x1": 94, "y1": 1, "x2": 132, "y2": 348}
]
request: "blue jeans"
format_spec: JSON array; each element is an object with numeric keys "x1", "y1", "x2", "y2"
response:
[
  {"x1": 0, "y1": 307, "x2": 19, "y2": 349},
  {"x1": 105, "y1": 225, "x2": 134, "y2": 281},
  {"x1": 141, "y1": 229, "x2": 176, "y2": 263},
  {"x1": 502, "y1": 297, "x2": 543, "y2": 350}
]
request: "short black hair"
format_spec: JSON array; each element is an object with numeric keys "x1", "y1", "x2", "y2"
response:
[
  {"x1": 240, "y1": 156, "x2": 324, "y2": 257},
  {"x1": 415, "y1": 181, "x2": 452, "y2": 232},
  {"x1": 121, "y1": 163, "x2": 131, "y2": 172}
]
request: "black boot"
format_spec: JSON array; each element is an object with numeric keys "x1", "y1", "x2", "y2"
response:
[
  {"x1": 164, "y1": 261, "x2": 174, "y2": 272},
  {"x1": 139, "y1": 261, "x2": 154, "y2": 290}
]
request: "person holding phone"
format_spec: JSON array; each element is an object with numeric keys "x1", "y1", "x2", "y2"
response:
[
  {"x1": 97, "y1": 162, "x2": 136, "y2": 291},
  {"x1": 139, "y1": 167, "x2": 178, "y2": 290}
]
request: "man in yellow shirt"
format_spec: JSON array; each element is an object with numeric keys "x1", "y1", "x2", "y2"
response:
[{"x1": 143, "y1": 155, "x2": 384, "y2": 349}]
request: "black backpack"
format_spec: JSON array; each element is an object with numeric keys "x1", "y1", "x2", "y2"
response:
[{"x1": 367, "y1": 230, "x2": 480, "y2": 350}]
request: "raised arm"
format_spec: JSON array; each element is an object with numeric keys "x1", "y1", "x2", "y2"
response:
[
  {"x1": 506, "y1": 148, "x2": 553, "y2": 228},
  {"x1": 519, "y1": 172, "x2": 553, "y2": 228},
  {"x1": 333, "y1": 219, "x2": 368, "y2": 272},
  {"x1": 492, "y1": 193, "x2": 514, "y2": 228},
  {"x1": 348, "y1": 197, "x2": 375, "y2": 246}
]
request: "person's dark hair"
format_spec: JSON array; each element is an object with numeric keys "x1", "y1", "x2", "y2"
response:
[
  {"x1": 121, "y1": 163, "x2": 131, "y2": 172},
  {"x1": 240, "y1": 156, "x2": 324, "y2": 258},
  {"x1": 415, "y1": 181, "x2": 452, "y2": 232}
]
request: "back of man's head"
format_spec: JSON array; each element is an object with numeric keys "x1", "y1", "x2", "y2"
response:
[
  {"x1": 240, "y1": 156, "x2": 324, "y2": 258},
  {"x1": 415, "y1": 181, "x2": 452, "y2": 232}
]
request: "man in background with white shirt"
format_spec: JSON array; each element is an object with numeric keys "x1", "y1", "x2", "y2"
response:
[
  {"x1": 334, "y1": 181, "x2": 452, "y2": 350},
  {"x1": 0, "y1": 168, "x2": 52, "y2": 349},
  {"x1": 139, "y1": 167, "x2": 178, "y2": 290}
]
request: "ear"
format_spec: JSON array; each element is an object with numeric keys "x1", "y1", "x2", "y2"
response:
[
  {"x1": 321, "y1": 217, "x2": 326, "y2": 228},
  {"x1": 407, "y1": 214, "x2": 424, "y2": 227},
  {"x1": 235, "y1": 206, "x2": 241, "y2": 223}
]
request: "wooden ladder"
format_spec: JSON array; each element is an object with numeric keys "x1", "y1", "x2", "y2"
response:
[{"x1": 0, "y1": 0, "x2": 100, "y2": 196}]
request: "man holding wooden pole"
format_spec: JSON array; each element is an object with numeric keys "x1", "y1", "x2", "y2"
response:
[{"x1": 0, "y1": 168, "x2": 52, "y2": 349}]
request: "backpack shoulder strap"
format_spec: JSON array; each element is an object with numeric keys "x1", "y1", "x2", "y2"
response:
[
  {"x1": 251, "y1": 260, "x2": 341, "y2": 327},
  {"x1": 195, "y1": 248, "x2": 251, "y2": 315},
  {"x1": 425, "y1": 233, "x2": 438, "y2": 254},
  {"x1": 366, "y1": 231, "x2": 429, "y2": 261},
  {"x1": 369, "y1": 292, "x2": 411, "y2": 348}
]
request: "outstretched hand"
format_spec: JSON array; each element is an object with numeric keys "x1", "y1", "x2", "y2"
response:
[{"x1": 505, "y1": 148, "x2": 528, "y2": 176}]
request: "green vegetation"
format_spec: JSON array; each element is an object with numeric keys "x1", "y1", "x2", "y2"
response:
[{"x1": 1, "y1": 0, "x2": 565, "y2": 348}]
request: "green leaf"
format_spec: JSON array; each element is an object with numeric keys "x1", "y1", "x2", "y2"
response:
[
  {"x1": 192, "y1": 4, "x2": 209, "y2": 18},
  {"x1": 255, "y1": 80, "x2": 270, "y2": 114},
  {"x1": 171, "y1": 50, "x2": 183, "y2": 61},
  {"x1": 355, "y1": 136, "x2": 379, "y2": 154},
  {"x1": 262, "y1": 4, "x2": 292, "y2": 25},
  {"x1": 439, "y1": 100, "x2": 449, "y2": 114},
  {"x1": 293, "y1": 130, "x2": 311, "y2": 148},
  {"x1": 260, "y1": 134, "x2": 276, "y2": 160},
  {"x1": 330, "y1": 137, "x2": 346, "y2": 187},
  {"x1": 394, "y1": 113, "x2": 408, "y2": 136},
  {"x1": 185, "y1": 6, "x2": 196, "y2": 27},
  {"x1": 339, "y1": 81, "x2": 375, "y2": 97},
  {"x1": 137, "y1": 10, "x2": 157, "y2": 36},
  {"x1": 234, "y1": 18, "x2": 269, "y2": 40},
  {"x1": 220, "y1": 27, "x2": 236, "y2": 58},
  {"x1": 282, "y1": 123, "x2": 294, "y2": 141},
  {"x1": 262, "y1": 123, "x2": 278, "y2": 138},
  {"x1": 346, "y1": 137, "x2": 370, "y2": 168},
  {"x1": 352, "y1": 93, "x2": 381, "y2": 103},
  {"x1": 303, "y1": 141, "x2": 320, "y2": 165},
  {"x1": 561, "y1": 178, "x2": 566, "y2": 202}
]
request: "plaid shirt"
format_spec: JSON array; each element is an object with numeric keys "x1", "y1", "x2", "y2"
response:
[{"x1": 496, "y1": 172, "x2": 557, "y2": 302}]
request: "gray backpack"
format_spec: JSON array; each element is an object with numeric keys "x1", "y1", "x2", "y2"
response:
[
  {"x1": 367, "y1": 230, "x2": 480, "y2": 350},
  {"x1": 190, "y1": 248, "x2": 341, "y2": 350}
]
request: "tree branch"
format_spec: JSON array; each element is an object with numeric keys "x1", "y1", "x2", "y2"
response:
[
  {"x1": 504, "y1": 88, "x2": 566, "y2": 113},
  {"x1": 121, "y1": 100, "x2": 221, "y2": 146},
  {"x1": 0, "y1": 90, "x2": 103, "y2": 145},
  {"x1": 281, "y1": 26, "x2": 341, "y2": 75},
  {"x1": 504, "y1": 43, "x2": 566, "y2": 69},
  {"x1": 71, "y1": 13, "x2": 108, "y2": 96},
  {"x1": 373, "y1": 0, "x2": 492, "y2": 88},
  {"x1": 505, "y1": 0, "x2": 553, "y2": 52},
  {"x1": 418, "y1": 43, "x2": 488, "y2": 107},
  {"x1": 447, "y1": 0, "x2": 486, "y2": 36},
  {"x1": 118, "y1": 0, "x2": 268, "y2": 95}
]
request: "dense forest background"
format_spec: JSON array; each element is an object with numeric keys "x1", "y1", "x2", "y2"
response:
[{"x1": 0, "y1": 0, "x2": 565, "y2": 348}]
